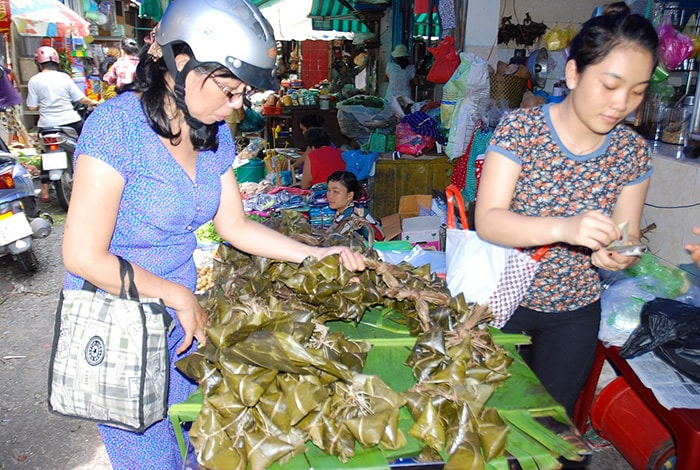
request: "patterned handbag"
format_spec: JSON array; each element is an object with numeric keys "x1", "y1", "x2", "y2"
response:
[
  {"x1": 48, "y1": 257, "x2": 172, "y2": 432},
  {"x1": 445, "y1": 185, "x2": 548, "y2": 328}
]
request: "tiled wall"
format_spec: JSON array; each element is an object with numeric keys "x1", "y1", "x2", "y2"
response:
[
  {"x1": 643, "y1": 146, "x2": 700, "y2": 273},
  {"x1": 301, "y1": 40, "x2": 330, "y2": 89}
]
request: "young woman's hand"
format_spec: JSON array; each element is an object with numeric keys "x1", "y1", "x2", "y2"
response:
[
  {"x1": 685, "y1": 227, "x2": 700, "y2": 268},
  {"x1": 559, "y1": 210, "x2": 621, "y2": 251},
  {"x1": 172, "y1": 285, "x2": 209, "y2": 355},
  {"x1": 591, "y1": 248, "x2": 641, "y2": 271}
]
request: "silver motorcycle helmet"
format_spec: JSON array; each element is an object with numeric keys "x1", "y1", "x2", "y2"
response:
[{"x1": 156, "y1": 0, "x2": 278, "y2": 91}]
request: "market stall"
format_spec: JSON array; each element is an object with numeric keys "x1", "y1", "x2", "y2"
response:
[{"x1": 175, "y1": 234, "x2": 592, "y2": 469}]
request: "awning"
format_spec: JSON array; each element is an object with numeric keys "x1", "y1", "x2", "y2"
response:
[
  {"x1": 309, "y1": 0, "x2": 391, "y2": 33},
  {"x1": 7, "y1": 0, "x2": 90, "y2": 37},
  {"x1": 260, "y1": 0, "x2": 352, "y2": 41}
]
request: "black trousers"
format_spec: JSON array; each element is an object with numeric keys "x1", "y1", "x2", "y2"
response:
[{"x1": 501, "y1": 301, "x2": 601, "y2": 417}]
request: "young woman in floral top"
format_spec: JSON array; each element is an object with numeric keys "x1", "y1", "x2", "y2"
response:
[{"x1": 475, "y1": 11, "x2": 658, "y2": 416}]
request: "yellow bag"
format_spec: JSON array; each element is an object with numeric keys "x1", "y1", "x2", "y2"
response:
[{"x1": 545, "y1": 23, "x2": 575, "y2": 51}]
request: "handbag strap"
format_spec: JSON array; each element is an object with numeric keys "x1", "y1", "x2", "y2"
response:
[
  {"x1": 447, "y1": 183, "x2": 552, "y2": 261},
  {"x1": 446, "y1": 184, "x2": 469, "y2": 230},
  {"x1": 117, "y1": 256, "x2": 140, "y2": 300}
]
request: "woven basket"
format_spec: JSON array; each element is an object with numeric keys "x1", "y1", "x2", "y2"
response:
[{"x1": 490, "y1": 73, "x2": 528, "y2": 109}]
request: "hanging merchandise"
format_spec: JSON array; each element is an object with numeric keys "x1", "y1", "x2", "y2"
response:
[
  {"x1": 441, "y1": 53, "x2": 490, "y2": 159},
  {"x1": 657, "y1": 13, "x2": 695, "y2": 71},
  {"x1": 426, "y1": 35, "x2": 460, "y2": 84}
]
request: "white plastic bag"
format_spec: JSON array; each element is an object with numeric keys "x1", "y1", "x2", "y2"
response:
[
  {"x1": 441, "y1": 53, "x2": 491, "y2": 159},
  {"x1": 444, "y1": 185, "x2": 548, "y2": 328}
]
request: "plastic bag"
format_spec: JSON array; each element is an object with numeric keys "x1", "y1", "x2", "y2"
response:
[
  {"x1": 441, "y1": 53, "x2": 491, "y2": 159},
  {"x1": 619, "y1": 298, "x2": 700, "y2": 382},
  {"x1": 336, "y1": 96, "x2": 395, "y2": 143},
  {"x1": 656, "y1": 334, "x2": 700, "y2": 382},
  {"x1": 395, "y1": 122, "x2": 435, "y2": 156},
  {"x1": 544, "y1": 23, "x2": 575, "y2": 51},
  {"x1": 238, "y1": 108, "x2": 265, "y2": 133},
  {"x1": 427, "y1": 35, "x2": 460, "y2": 84},
  {"x1": 657, "y1": 19, "x2": 694, "y2": 71}
]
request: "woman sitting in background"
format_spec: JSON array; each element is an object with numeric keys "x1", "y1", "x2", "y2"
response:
[
  {"x1": 292, "y1": 113, "x2": 325, "y2": 172},
  {"x1": 300, "y1": 127, "x2": 345, "y2": 189},
  {"x1": 326, "y1": 170, "x2": 384, "y2": 242}
]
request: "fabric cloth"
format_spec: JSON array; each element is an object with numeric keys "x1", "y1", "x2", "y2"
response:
[
  {"x1": 400, "y1": 112, "x2": 440, "y2": 141},
  {"x1": 328, "y1": 202, "x2": 384, "y2": 242},
  {"x1": 307, "y1": 146, "x2": 346, "y2": 187},
  {"x1": 26, "y1": 70, "x2": 84, "y2": 128},
  {"x1": 488, "y1": 104, "x2": 652, "y2": 313},
  {"x1": 384, "y1": 61, "x2": 416, "y2": 100},
  {"x1": 0, "y1": 68, "x2": 22, "y2": 108},
  {"x1": 66, "y1": 91, "x2": 236, "y2": 469},
  {"x1": 103, "y1": 56, "x2": 139, "y2": 89},
  {"x1": 438, "y1": 0, "x2": 457, "y2": 37}
]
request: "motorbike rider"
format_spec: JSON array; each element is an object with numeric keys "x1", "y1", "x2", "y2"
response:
[
  {"x1": 61, "y1": 0, "x2": 365, "y2": 468},
  {"x1": 26, "y1": 46, "x2": 98, "y2": 202}
]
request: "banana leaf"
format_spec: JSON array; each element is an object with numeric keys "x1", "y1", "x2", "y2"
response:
[{"x1": 222, "y1": 330, "x2": 354, "y2": 380}]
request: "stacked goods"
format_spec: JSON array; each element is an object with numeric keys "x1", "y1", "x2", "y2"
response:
[{"x1": 177, "y1": 212, "x2": 584, "y2": 469}]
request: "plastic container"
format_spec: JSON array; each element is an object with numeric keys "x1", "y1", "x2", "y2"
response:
[
  {"x1": 234, "y1": 159, "x2": 265, "y2": 183},
  {"x1": 591, "y1": 376, "x2": 675, "y2": 470}
]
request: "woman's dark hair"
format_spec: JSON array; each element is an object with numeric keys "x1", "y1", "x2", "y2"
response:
[
  {"x1": 394, "y1": 56, "x2": 411, "y2": 70},
  {"x1": 99, "y1": 56, "x2": 117, "y2": 78},
  {"x1": 300, "y1": 113, "x2": 325, "y2": 129},
  {"x1": 120, "y1": 37, "x2": 140, "y2": 56},
  {"x1": 305, "y1": 127, "x2": 331, "y2": 148},
  {"x1": 602, "y1": 2, "x2": 630, "y2": 16},
  {"x1": 568, "y1": 12, "x2": 658, "y2": 74},
  {"x1": 132, "y1": 43, "x2": 229, "y2": 151},
  {"x1": 327, "y1": 171, "x2": 360, "y2": 200}
]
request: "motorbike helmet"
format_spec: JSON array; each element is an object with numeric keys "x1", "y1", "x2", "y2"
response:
[
  {"x1": 34, "y1": 46, "x2": 59, "y2": 65},
  {"x1": 156, "y1": 0, "x2": 278, "y2": 91}
]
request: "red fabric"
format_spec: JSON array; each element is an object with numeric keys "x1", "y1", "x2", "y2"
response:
[
  {"x1": 308, "y1": 146, "x2": 346, "y2": 186},
  {"x1": 451, "y1": 153, "x2": 468, "y2": 190},
  {"x1": 474, "y1": 158, "x2": 484, "y2": 202}
]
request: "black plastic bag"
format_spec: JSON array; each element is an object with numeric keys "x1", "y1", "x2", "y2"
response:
[
  {"x1": 620, "y1": 298, "x2": 700, "y2": 382},
  {"x1": 656, "y1": 334, "x2": 700, "y2": 383}
]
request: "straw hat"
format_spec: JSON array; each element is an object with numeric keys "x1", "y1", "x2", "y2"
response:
[{"x1": 391, "y1": 44, "x2": 408, "y2": 58}]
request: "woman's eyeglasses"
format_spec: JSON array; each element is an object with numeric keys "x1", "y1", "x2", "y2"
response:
[{"x1": 210, "y1": 76, "x2": 253, "y2": 102}]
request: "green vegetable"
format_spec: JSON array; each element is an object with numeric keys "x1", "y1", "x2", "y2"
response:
[{"x1": 195, "y1": 221, "x2": 222, "y2": 243}]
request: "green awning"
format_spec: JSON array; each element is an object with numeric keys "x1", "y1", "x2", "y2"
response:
[
  {"x1": 309, "y1": 0, "x2": 384, "y2": 33},
  {"x1": 413, "y1": 11, "x2": 440, "y2": 38}
]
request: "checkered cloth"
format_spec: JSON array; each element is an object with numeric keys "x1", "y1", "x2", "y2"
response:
[
  {"x1": 48, "y1": 259, "x2": 171, "y2": 432},
  {"x1": 487, "y1": 250, "x2": 542, "y2": 329}
]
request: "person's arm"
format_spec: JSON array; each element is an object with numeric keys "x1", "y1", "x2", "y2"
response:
[
  {"x1": 300, "y1": 154, "x2": 312, "y2": 189},
  {"x1": 213, "y1": 167, "x2": 364, "y2": 268},
  {"x1": 686, "y1": 227, "x2": 700, "y2": 267},
  {"x1": 475, "y1": 150, "x2": 622, "y2": 251},
  {"x1": 26, "y1": 80, "x2": 38, "y2": 111},
  {"x1": 63, "y1": 154, "x2": 207, "y2": 353}
]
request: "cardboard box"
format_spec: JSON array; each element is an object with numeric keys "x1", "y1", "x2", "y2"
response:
[
  {"x1": 398, "y1": 194, "x2": 433, "y2": 219},
  {"x1": 381, "y1": 194, "x2": 433, "y2": 241},
  {"x1": 401, "y1": 216, "x2": 441, "y2": 245}
]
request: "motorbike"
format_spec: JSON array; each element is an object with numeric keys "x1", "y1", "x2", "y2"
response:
[
  {"x1": 39, "y1": 125, "x2": 78, "y2": 211},
  {"x1": 0, "y1": 142, "x2": 53, "y2": 272}
]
